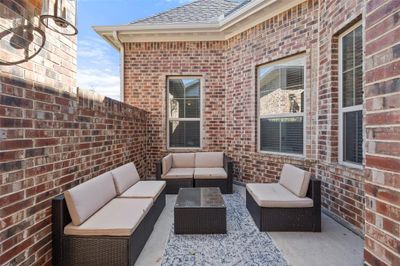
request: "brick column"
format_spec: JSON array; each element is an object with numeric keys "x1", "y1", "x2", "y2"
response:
[{"x1": 364, "y1": 0, "x2": 400, "y2": 265}]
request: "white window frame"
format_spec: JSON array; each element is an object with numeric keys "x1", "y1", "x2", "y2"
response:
[
  {"x1": 257, "y1": 54, "x2": 306, "y2": 157},
  {"x1": 338, "y1": 21, "x2": 363, "y2": 169},
  {"x1": 167, "y1": 76, "x2": 203, "y2": 150}
]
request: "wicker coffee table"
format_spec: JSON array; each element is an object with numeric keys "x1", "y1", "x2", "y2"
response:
[{"x1": 174, "y1": 187, "x2": 226, "y2": 234}]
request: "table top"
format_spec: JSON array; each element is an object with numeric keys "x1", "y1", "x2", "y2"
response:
[{"x1": 175, "y1": 187, "x2": 225, "y2": 209}]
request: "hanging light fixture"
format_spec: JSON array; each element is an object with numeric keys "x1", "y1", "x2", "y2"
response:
[
  {"x1": 0, "y1": 19, "x2": 46, "y2": 66},
  {"x1": 40, "y1": 0, "x2": 78, "y2": 36}
]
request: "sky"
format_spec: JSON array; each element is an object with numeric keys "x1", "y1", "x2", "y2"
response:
[{"x1": 76, "y1": 0, "x2": 192, "y2": 100}]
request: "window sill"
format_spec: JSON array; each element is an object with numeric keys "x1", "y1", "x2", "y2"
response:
[
  {"x1": 338, "y1": 161, "x2": 363, "y2": 170},
  {"x1": 258, "y1": 150, "x2": 305, "y2": 159},
  {"x1": 167, "y1": 147, "x2": 202, "y2": 152}
]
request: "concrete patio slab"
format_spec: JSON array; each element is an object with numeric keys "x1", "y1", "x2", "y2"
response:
[{"x1": 135, "y1": 185, "x2": 363, "y2": 266}]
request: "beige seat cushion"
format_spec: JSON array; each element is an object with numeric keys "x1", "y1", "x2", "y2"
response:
[
  {"x1": 64, "y1": 172, "x2": 116, "y2": 226},
  {"x1": 246, "y1": 183, "x2": 313, "y2": 208},
  {"x1": 64, "y1": 198, "x2": 153, "y2": 236},
  {"x1": 111, "y1": 163, "x2": 141, "y2": 195},
  {"x1": 279, "y1": 164, "x2": 311, "y2": 198},
  {"x1": 194, "y1": 168, "x2": 227, "y2": 180},
  {"x1": 120, "y1": 181, "x2": 166, "y2": 201},
  {"x1": 172, "y1": 153, "x2": 195, "y2": 168},
  {"x1": 162, "y1": 154, "x2": 172, "y2": 175},
  {"x1": 162, "y1": 168, "x2": 194, "y2": 179},
  {"x1": 195, "y1": 152, "x2": 224, "y2": 168}
]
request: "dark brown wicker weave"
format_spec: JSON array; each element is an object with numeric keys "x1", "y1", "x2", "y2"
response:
[
  {"x1": 156, "y1": 154, "x2": 233, "y2": 194},
  {"x1": 174, "y1": 188, "x2": 226, "y2": 234},
  {"x1": 52, "y1": 188, "x2": 166, "y2": 266},
  {"x1": 246, "y1": 178, "x2": 321, "y2": 232}
]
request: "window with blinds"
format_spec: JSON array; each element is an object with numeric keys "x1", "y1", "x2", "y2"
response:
[
  {"x1": 167, "y1": 78, "x2": 201, "y2": 148},
  {"x1": 339, "y1": 23, "x2": 363, "y2": 166},
  {"x1": 258, "y1": 56, "x2": 305, "y2": 155}
]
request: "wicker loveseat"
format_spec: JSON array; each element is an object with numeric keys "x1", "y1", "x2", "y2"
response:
[
  {"x1": 52, "y1": 163, "x2": 166, "y2": 266},
  {"x1": 156, "y1": 152, "x2": 233, "y2": 194},
  {"x1": 246, "y1": 164, "x2": 321, "y2": 232}
]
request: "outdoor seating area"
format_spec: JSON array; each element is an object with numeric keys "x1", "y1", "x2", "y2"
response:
[
  {"x1": 53, "y1": 160, "x2": 322, "y2": 265},
  {"x1": 1, "y1": 0, "x2": 399, "y2": 265},
  {"x1": 156, "y1": 152, "x2": 233, "y2": 194},
  {"x1": 52, "y1": 163, "x2": 166, "y2": 265}
]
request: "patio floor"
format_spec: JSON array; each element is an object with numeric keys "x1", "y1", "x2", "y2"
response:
[{"x1": 135, "y1": 185, "x2": 364, "y2": 266}]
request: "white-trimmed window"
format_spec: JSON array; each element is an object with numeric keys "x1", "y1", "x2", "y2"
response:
[
  {"x1": 257, "y1": 56, "x2": 306, "y2": 155},
  {"x1": 167, "y1": 77, "x2": 201, "y2": 148},
  {"x1": 339, "y1": 23, "x2": 363, "y2": 167}
]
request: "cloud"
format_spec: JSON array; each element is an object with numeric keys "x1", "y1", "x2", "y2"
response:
[{"x1": 77, "y1": 38, "x2": 121, "y2": 101}]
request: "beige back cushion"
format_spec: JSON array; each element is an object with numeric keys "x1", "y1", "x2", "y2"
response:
[
  {"x1": 111, "y1": 163, "x2": 140, "y2": 195},
  {"x1": 195, "y1": 152, "x2": 224, "y2": 168},
  {"x1": 162, "y1": 154, "x2": 173, "y2": 175},
  {"x1": 279, "y1": 164, "x2": 311, "y2": 198},
  {"x1": 64, "y1": 172, "x2": 116, "y2": 226},
  {"x1": 172, "y1": 153, "x2": 195, "y2": 168}
]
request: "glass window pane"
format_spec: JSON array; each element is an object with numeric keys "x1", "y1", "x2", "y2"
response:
[
  {"x1": 341, "y1": 25, "x2": 363, "y2": 108},
  {"x1": 260, "y1": 118, "x2": 281, "y2": 152},
  {"x1": 281, "y1": 117, "x2": 304, "y2": 154},
  {"x1": 169, "y1": 121, "x2": 200, "y2": 148},
  {"x1": 282, "y1": 66, "x2": 304, "y2": 89},
  {"x1": 185, "y1": 79, "x2": 200, "y2": 98},
  {"x1": 169, "y1": 79, "x2": 185, "y2": 98},
  {"x1": 170, "y1": 99, "x2": 185, "y2": 118},
  {"x1": 354, "y1": 66, "x2": 363, "y2": 106},
  {"x1": 343, "y1": 110, "x2": 363, "y2": 164},
  {"x1": 185, "y1": 99, "x2": 200, "y2": 118},
  {"x1": 169, "y1": 121, "x2": 185, "y2": 147},
  {"x1": 259, "y1": 61, "x2": 304, "y2": 116},
  {"x1": 260, "y1": 117, "x2": 303, "y2": 155},
  {"x1": 185, "y1": 121, "x2": 200, "y2": 147},
  {"x1": 343, "y1": 70, "x2": 354, "y2": 107},
  {"x1": 342, "y1": 32, "x2": 354, "y2": 72},
  {"x1": 354, "y1": 26, "x2": 363, "y2": 67}
]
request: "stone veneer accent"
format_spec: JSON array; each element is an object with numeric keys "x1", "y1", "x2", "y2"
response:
[{"x1": 0, "y1": 1, "x2": 148, "y2": 265}]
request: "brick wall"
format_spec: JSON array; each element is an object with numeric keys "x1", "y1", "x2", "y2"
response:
[
  {"x1": 123, "y1": 0, "x2": 367, "y2": 236},
  {"x1": 225, "y1": 1, "x2": 320, "y2": 184},
  {"x1": 364, "y1": 0, "x2": 400, "y2": 265},
  {"x1": 0, "y1": 1, "x2": 148, "y2": 265},
  {"x1": 124, "y1": 42, "x2": 227, "y2": 175},
  {"x1": 0, "y1": 79, "x2": 148, "y2": 265},
  {"x1": 317, "y1": 0, "x2": 365, "y2": 234}
]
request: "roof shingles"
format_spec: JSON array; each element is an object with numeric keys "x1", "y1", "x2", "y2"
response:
[{"x1": 131, "y1": 0, "x2": 251, "y2": 25}]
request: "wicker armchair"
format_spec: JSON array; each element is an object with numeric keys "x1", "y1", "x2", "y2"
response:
[{"x1": 246, "y1": 164, "x2": 321, "y2": 232}]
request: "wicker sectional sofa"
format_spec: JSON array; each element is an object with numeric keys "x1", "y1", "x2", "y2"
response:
[
  {"x1": 52, "y1": 163, "x2": 166, "y2": 266},
  {"x1": 246, "y1": 164, "x2": 321, "y2": 232},
  {"x1": 156, "y1": 152, "x2": 233, "y2": 194}
]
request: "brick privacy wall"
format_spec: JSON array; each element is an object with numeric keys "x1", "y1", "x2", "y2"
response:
[
  {"x1": 364, "y1": 0, "x2": 400, "y2": 265},
  {"x1": 0, "y1": 1, "x2": 149, "y2": 265},
  {"x1": 123, "y1": 0, "x2": 367, "y2": 234},
  {"x1": 0, "y1": 77, "x2": 148, "y2": 265},
  {"x1": 124, "y1": 41, "x2": 227, "y2": 175}
]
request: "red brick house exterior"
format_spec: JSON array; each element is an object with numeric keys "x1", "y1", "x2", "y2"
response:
[
  {"x1": 0, "y1": 0, "x2": 398, "y2": 265},
  {"x1": 97, "y1": 0, "x2": 400, "y2": 264}
]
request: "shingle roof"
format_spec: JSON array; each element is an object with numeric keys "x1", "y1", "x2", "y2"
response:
[{"x1": 131, "y1": 0, "x2": 251, "y2": 25}]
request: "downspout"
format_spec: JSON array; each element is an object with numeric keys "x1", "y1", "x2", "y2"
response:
[{"x1": 113, "y1": 31, "x2": 124, "y2": 102}]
